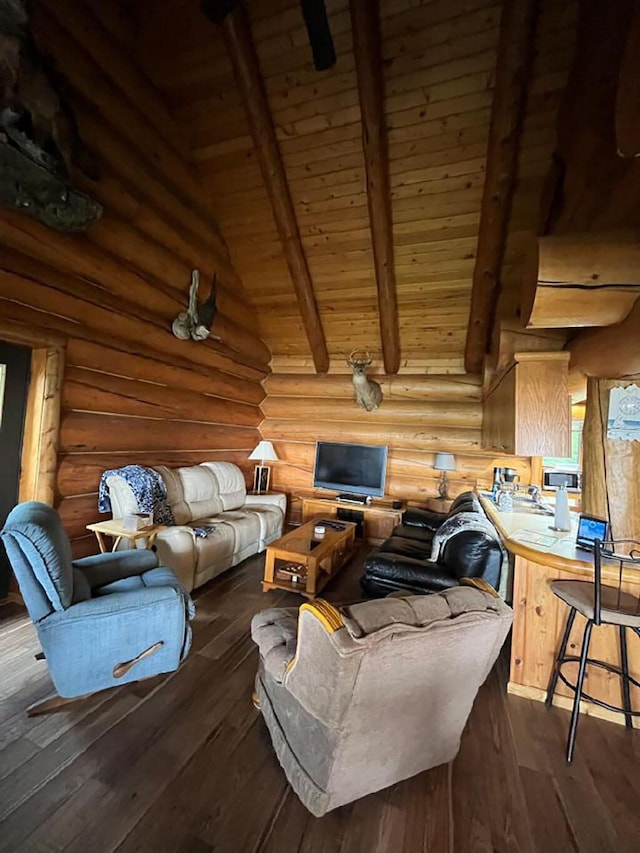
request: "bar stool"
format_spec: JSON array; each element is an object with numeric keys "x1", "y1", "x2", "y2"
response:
[{"x1": 546, "y1": 538, "x2": 640, "y2": 762}]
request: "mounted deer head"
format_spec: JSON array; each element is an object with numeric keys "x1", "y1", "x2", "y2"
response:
[{"x1": 347, "y1": 349, "x2": 383, "y2": 412}]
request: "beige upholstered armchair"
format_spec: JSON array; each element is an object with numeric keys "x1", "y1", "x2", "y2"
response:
[{"x1": 251, "y1": 582, "x2": 513, "y2": 816}]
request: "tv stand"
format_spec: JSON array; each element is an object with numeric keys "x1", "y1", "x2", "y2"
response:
[
  {"x1": 300, "y1": 495, "x2": 403, "y2": 544},
  {"x1": 335, "y1": 493, "x2": 370, "y2": 505}
]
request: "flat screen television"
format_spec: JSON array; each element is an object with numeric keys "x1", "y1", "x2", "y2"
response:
[{"x1": 313, "y1": 441, "x2": 388, "y2": 498}]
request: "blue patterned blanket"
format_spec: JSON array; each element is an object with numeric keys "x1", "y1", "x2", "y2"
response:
[{"x1": 98, "y1": 465, "x2": 175, "y2": 526}]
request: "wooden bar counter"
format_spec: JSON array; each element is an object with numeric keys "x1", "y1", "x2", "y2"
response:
[{"x1": 481, "y1": 496, "x2": 640, "y2": 728}]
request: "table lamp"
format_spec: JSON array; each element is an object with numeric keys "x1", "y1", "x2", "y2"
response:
[
  {"x1": 248, "y1": 440, "x2": 278, "y2": 494},
  {"x1": 433, "y1": 452, "x2": 456, "y2": 500}
]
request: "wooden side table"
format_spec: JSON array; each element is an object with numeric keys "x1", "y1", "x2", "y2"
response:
[{"x1": 86, "y1": 520, "x2": 166, "y2": 553}]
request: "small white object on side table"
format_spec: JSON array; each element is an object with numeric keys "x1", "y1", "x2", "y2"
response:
[{"x1": 86, "y1": 519, "x2": 166, "y2": 553}]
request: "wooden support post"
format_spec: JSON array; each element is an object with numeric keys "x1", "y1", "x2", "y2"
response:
[
  {"x1": 350, "y1": 0, "x2": 400, "y2": 375},
  {"x1": 582, "y1": 376, "x2": 640, "y2": 542},
  {"x1": 214, "y1": 3, "x2": 330, "y2": 374},
  {"x1": 464, "y1": 0, "x2": 539, "y2": 373}
]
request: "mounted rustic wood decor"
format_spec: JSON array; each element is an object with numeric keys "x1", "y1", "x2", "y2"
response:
[{"x1": 0, "y1": 0, "x2": 102, "y2": 231}]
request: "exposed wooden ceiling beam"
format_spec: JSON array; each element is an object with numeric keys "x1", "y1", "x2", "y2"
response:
[
  {"x1": 349, "y1": 0, "x2": 400, "y2": 375},
  {"x1": 464, "y1": 0, "x2": 539, "y2": 374},
  {"x1": 211, "y1": 2, "x2": 330, "y2": 374}
]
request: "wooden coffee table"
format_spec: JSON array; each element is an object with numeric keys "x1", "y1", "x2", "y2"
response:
[{"x1": 262, "y1": 517, "x2": 357, "y2": 598}]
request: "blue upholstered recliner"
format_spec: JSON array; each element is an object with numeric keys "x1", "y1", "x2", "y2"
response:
[{"x1": 0, "y1": 502, "x2": 195, "y2": 703}]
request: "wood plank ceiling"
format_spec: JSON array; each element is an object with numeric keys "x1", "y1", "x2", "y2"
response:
[{"x1": 135, "y1": 0, "x2": 574, "y2": 374}]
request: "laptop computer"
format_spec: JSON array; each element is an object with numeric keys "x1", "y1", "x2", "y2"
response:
[{"x1": 575, "y1": 513, "x2": 609, "y2": 552}]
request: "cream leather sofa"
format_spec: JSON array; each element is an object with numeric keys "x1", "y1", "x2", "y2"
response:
[{"x1": 105, "y1": 462, "x2": 286, "y2": 592}]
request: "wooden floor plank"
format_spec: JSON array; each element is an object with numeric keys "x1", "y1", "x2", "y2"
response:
[
  {"x1": 452, "y1": 670, "x2": 537, "y2": 853},
  {"x1": 0, "y1": 552, "x2": 638, "y2": 853},
  {"x1": 506, "y1": 692, "x2": 625, "y2": 853}
]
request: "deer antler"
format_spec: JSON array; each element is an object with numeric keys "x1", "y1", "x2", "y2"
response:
[{"x1": 347, "y1": 349, "x2": 372, "y2": 367}]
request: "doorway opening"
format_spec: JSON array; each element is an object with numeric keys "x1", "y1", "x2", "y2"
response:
[
  {"x1": 0, "y1": 323, "x2": 65, "y2": 601},
  {"x1": 0, "y1": 342, "x2": 31, "y2": 599}
]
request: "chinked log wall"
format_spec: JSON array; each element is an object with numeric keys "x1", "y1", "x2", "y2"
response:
[
  {"x1": 261, "y1": 374, "x2": 532, "y2": 522},
  {"x1": 0, "y1": 0, "x2": 268, "y2": 558}
]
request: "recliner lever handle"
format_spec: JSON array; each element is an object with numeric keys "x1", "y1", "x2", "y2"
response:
[{"x1": 113, "y1": 641, "x2": 164, "y2": 678}]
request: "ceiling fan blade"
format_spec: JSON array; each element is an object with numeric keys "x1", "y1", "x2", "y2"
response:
[{"x1": 300, "y1": 0, "x2": 336, "y2": 71}]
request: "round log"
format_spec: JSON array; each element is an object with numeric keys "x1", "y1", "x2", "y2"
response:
[
  {"x1": 263, "y1": 373, "x2": 482, "y2": 400},
  {"x1": 569, "y1": 298, "x2": 640, "y2": 378},
  {"x1": 57, "y1": 451, "x2": 253, "y2": 498},
  {"x1": 0, "y1": 269, "x2": 266, "y2": 383},
  {"x1": 63, "y1": 367, "x2": 261, "y2": 427},
  {"x1": 66, "y1": 340, "x2": 265, "y2": 407},
  {"x1": 260, "y1": 396, "x2": 482, "y2": 428},
  {"x1": 59, "y1": 412, "x2": 259, "y2": 454},
  {"x1": 520, "y1": 232, "x2": 640, "y2": 328},
  {"x1": 260, "y1": 418, "x2": 482, "y2": 452},
  {"x1": 86, "y1": 218, "x2": 271, "y2": 366}
]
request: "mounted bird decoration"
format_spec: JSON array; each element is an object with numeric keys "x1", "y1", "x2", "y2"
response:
[{"x1": 171, "y1": 270, "x2": 221, "y2": 342}]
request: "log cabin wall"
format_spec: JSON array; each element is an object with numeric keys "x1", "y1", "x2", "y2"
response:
[
  {"x1": 261, "y1": 373, "x2": 532, "y2": 522},
  {"x1": 0, "y1": 0, "x2": 268, "y2": 558}
]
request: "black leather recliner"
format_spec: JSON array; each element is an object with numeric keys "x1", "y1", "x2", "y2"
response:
[{"x1": 361, "y1": 492, "x2": 503, "y2": 597}]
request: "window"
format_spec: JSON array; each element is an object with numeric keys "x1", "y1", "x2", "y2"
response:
[{"x1": 543, "y1": 420, "x2": 583, "y2": 471}]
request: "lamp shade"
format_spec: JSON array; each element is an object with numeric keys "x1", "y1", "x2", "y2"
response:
[
  {"x1": 433, "y1": 452, "x2": 456, "y2": 472},
  {"x1": 248, "y1": 440, "x2": 278, "y2": 462}
]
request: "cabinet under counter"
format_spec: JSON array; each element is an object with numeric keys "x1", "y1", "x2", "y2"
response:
[{"x1": 480, "y1": 496, "x2": 640, "y2": 728}]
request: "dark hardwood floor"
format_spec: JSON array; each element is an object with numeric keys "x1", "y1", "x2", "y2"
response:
[{"x1": 1, "y1": 546, "x2": 639, "y2": 853}]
